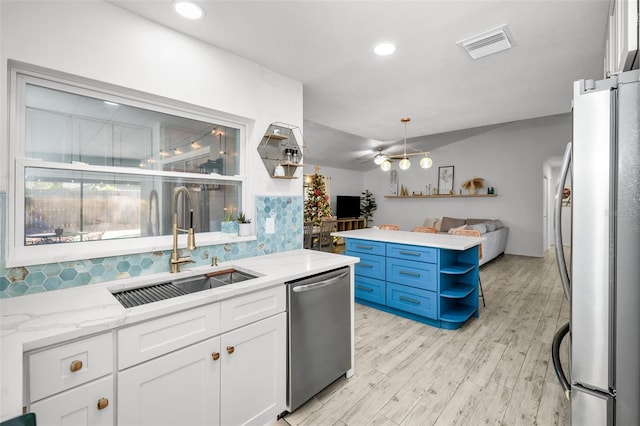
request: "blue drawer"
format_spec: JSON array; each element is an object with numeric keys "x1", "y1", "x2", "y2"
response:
[
  {"x1": 348, "y1": 252, "x2": 385, "y2": 279},
  {"x1": 386, "y1": 258, "x2": 437, "y2": 291},
  {"x1": 387, "y1": 243, "x2": 437, "y2": 264},
  {"x1": 386, "y1": 283, "x2": 437, "y2": 319},
  {"x1": 354, "y1": 276, "x2": 385, "y2": 305},
  {"x1": 346, "y1": 239, "x2": 386, "y2": 256}
]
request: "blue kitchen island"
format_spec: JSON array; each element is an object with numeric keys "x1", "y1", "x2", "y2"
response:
[{"x1": 333, "y1": 229, "x2": 485, "y2": 330}]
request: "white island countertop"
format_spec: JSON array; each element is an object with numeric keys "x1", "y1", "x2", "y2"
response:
[
  {"x1": 0, "y1": 249, "x2": 358, "y2": 421},
  {"x1": 333, "y1": 228, "x2": 485, "y2": 250}
]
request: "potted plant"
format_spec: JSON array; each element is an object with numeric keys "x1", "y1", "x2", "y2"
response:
[
  {"x1": 221, "y1": 208, "x2": 238, "y2": 235},
  {"x1": 360, "y1": 190, "x2": 377, "y2": 228},
  {"x1": 236, "y1": 211, "x2": 252, "y2": 236}
]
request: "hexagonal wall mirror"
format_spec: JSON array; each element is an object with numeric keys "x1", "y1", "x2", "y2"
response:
[{"x1": 257, "y1": 123, "x2": 303, "y2": 179}]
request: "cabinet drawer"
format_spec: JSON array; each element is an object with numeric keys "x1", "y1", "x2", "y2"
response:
[
  {"x1": 118, "y1": 303, "x2": 220, "y2": 370},
  {"x1": 346, "y1": 239, "x2": 386, "y2": 256},
  {"x1": 386, "y1": 283, "x2": 437, "y2": 319},
  {"x1": 387, "y1": 243, "x2": 437, "y2": 263},
  {"x1": 30, "y1": 375, "x2": 113, "y2": 426},
  {"x1": 354, "y1": 276, "x2": 385, "y2": 305},
  {"x1": 351, "y1": 252, "x2": 385, "y2": 279},
  {"x1": 29, "y1": 332, "x2": 113, "y2": 402},
  {"x1": 221, "y1": 285, "x2": 285, "y2": 332},
  {"x1": 386, "y1": 258, "x2": 437, "y2": 291}
]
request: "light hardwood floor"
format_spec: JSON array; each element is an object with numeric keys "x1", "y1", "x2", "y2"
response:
[{"x1": 280, "y1": 251, "x2": 571, "y2": 426}]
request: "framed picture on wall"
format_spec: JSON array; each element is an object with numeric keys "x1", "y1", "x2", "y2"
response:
[{"x1": 438, "y1": 166, "x2": 454, "y2": 194}]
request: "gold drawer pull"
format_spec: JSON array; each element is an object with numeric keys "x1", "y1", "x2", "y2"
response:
[
  {"x1": 69, "y1": 360, "x2": 83, "y2": 372},
  {"x1": 226, "y1": 346, "x2": 235, "y2": 354},
  {"x1": 97, "y1": 398, "x2": 109, "y2": 410},
  {"x1": 212, "y1": 352, "x2": 220, "y2": 361}
]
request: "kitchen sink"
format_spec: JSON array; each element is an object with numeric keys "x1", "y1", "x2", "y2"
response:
[
  {"x1": 173, "y1": 269, "x2": 258, "y2": 293},
  {"x1": 112, "y1": 268, "x2": 258, "y2": 307}
]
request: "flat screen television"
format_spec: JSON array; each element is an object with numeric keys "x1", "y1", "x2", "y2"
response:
[{"x1": 335, "y1": 195, "x2": 361, "y2": 219}]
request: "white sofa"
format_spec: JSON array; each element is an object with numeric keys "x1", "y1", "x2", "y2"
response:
[{"x1": 424, "y1": 216, "x2": 509, "y2": 266}]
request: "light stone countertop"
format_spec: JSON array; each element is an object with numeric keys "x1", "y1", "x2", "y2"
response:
[
  {"x1": 0, "y1": 249, "x2": 358, "y2": 421},
  {"x1": 332, "y1": 228, "x2": 485, "y2": 250}
]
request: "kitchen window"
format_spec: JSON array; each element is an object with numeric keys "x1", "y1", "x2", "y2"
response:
[{"x1": 7, "y1": 66, "x2": 247, "y2": 267}]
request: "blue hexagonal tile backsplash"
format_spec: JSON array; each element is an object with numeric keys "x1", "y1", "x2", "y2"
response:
[{"x1": 0, "y1": 195, "x2": 304, "y2": 298}]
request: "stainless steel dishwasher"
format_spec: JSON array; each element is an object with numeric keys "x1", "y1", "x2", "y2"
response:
[{"x1": 286, "y1": 266, "x2": 351, "y2": 412}]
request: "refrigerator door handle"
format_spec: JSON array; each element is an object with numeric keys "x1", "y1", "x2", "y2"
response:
[{"x1": 554, "y1": 141, "x2": 572, "y2": 300}]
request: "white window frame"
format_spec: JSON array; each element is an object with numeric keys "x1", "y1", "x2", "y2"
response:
[{"x1": 7, "y1": 65, "x2": 250, "y2": 268}]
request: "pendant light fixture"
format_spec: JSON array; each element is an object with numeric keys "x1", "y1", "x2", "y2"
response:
[
  {"x1": 377, "y1": 117, "x2": 433, "y2": 171},
  {"x1": 420, "y1": 154, "x2": 433, "y2": 169},
  {"x1": 398, "y1": 117, "x2": 411, "y2": 170}
]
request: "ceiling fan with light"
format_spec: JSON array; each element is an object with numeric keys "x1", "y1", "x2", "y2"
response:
[{"x1": 374, "y1": 118, "x2": 433, "y2": 171}]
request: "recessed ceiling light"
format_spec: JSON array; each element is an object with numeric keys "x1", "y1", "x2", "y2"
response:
[
  {"x1": 103, "y1": 101, "x2": 119, "y2": 106},
  {"x1": 174, "y1": 1, "x2": 205, "y2": 20},
  {"x1": 374, "y1": 43, "x2": 396, "y2": 56}
]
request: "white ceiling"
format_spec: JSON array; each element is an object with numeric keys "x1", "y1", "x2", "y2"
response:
[{"x1": 110, "y1": 0, "x2": 610, "y2": 171}]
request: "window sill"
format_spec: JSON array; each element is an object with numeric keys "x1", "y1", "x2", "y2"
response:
[{"x1": 5, "y1": 233, "x2": 258, "y2": 268}]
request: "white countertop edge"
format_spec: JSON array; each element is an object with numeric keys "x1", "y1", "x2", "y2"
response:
[
  {"x1": 1, "y1": 249, "x2": 358, "y2": 351},
  {"x1": 333, "y1": 229, "x2": 485, "y2": 250}
]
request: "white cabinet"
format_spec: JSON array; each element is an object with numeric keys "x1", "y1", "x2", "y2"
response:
[
  {"x1": 26, "y1": 285, "x2": 286, "y2": 426},
  {"x1": 29, "y1": 376, "x2": 113, "y2": 426},
  {"x1": 118, "y1": 313, "x2": 285, "y2": 426},
  {"x1": 221, "y1": 313, "x2": 286, "y2": 426},
  {"x1": 27, "y1": 332, "x2": 114, "y2": 426},
  {"x1": 118, "y1": 337, "x2": 221, "y2": 426},
  {"x1": 117, "y1": 285, "x2": 286, "y2": 426}
]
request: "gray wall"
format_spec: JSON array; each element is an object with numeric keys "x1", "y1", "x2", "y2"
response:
[{"x1": 363, "y1": 114, "x2": 571, "y2": 257}]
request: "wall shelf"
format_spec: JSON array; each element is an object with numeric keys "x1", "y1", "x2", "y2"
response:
[
  {"x1": 384, "y1": 194, "x2": 497, "y2": 199},
  {"x1": 257, "y1": 123, "x2": 303, "y2": 179}
]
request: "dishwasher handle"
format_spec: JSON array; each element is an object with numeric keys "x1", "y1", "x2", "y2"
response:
[{"x1": 291, "y1": 271, "x2": 349, "y2": 293}]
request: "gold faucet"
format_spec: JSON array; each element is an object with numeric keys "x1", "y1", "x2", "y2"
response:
[{"x1": 170, "y1": 186, "x2": 196, "y2": 273}]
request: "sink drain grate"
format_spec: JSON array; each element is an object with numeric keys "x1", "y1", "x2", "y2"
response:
[{"x1": 113, "y1": 282, "x2": 189, "y2": 308}]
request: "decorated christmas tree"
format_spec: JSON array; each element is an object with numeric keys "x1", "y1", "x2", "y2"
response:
[{"x1": 304, "y1": 172, "x2": 332, "y2": 225}]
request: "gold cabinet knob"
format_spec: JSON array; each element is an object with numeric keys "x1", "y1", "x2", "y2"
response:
[
  {"x1": 212, "y1": 352, "x2": 220, "y2": 361},
  {"x1": 69, "y1": 360, "x2": 83, "y2": 372},
  {"x1": 226, "y1": 346, "x2": 235, "y2": 354},
  {"x1": 97, "y1": 398, "x2": 109, "y2": 410}
]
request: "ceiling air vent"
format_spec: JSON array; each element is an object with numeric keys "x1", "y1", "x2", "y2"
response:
[{"x1": 458, "y1": 25, "x2": 512, "y2": 59}]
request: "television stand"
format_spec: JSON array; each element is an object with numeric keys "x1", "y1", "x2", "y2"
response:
[{"x1": 336, "y1": 218, "x2": 365, "y2": 232}]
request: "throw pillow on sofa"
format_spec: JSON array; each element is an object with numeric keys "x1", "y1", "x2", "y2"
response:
[
  {"x1": 423, "y1": 217, "x2": 441, "y2": 231},
  {"x1": 448, "y1": 224, "x2": 468, "y2": 234},
  {"x1": 441, "y1": 216, "x2": 466, "y2": 232},
  {"x1": 483, "y1": 221, "x2": 496, "y2": 232},
  {"x1": 467, "y1": 223, "x2": 487, "y2": 234}
]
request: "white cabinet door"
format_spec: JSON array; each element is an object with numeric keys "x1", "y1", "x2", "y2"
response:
[
  {"x1": 30, "y1": 375, "x2": 113, "y2": 426},
  {"x1": 118, "y1": 337, "x2": 221, "y2": 426},
  {"x1": 221, "y1": 313, "x2": 286, "y2": 426}
]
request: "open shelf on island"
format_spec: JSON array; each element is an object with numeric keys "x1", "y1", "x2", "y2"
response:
[
  {"x1": 440, "y1": 262, "x2": 476, "y2": 275},
  {"x1": 440, "y1": 283, "x2": 476, "y2": 299},
  {"x1": 439, "y1": 304, "x2": 477, "y2": 323}
]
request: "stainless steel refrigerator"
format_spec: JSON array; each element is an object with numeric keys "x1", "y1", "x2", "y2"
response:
[{"x1": 553, "y1": 70, "x2": 640, "y2": 425}]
